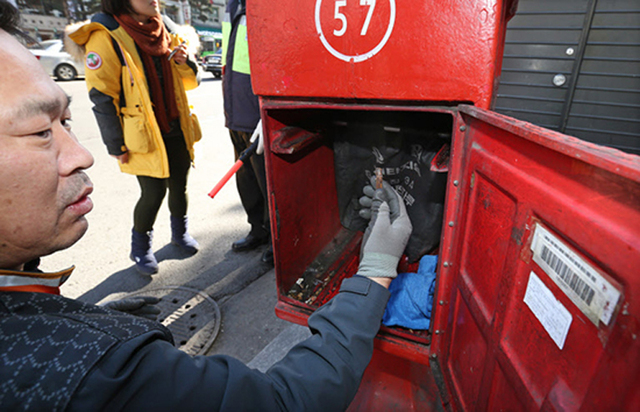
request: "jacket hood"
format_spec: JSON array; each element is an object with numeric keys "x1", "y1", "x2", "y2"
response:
[
  {"x1": 64, "y1": 15, "x2": 200, "y2": 60},
  {"x1": 64, "y1": 20, "x2": 90, "y2": 62}
]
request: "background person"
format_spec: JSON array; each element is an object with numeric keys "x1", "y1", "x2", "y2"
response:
[
  {"x1": 222, "y1": 0, "x2": 273, "y2": 264},
  {"x1": 67, "y1": 0, "x2": 202, "y2": 275}
]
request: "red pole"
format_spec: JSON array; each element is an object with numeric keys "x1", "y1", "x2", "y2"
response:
[
  {"x1": 208, "y1": 139, "x2": 259, "y2": 199},
  {"x1": 208, "y1": 159, "x2": 244, "y2": 199}
]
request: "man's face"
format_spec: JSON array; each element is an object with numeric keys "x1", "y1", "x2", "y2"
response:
[{"x1": 0, "y1": 31, "x2": 94, "y2": 270}]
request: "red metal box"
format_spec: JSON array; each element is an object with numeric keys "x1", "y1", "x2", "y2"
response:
[
  {"x1": 247, "y1": 0, "x2": 517, "y2": 109},
  {"x1": 432, "y1": 106, "x2": 640, "y2": 411},
  {"x1": 260, "y1": 101, "x2": 640, "y2": 411},
  {"x1": 246, "y1": 0, "x2": 640, "y2": 410}
]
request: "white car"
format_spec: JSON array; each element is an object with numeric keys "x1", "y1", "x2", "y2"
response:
[{"x1": 30, "y1": 39, "x2": 85, "y2": 81}]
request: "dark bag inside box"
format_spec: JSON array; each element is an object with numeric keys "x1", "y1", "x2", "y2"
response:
[{"x1": 332, "y1": 114, "x2": 449, "y2": 262}]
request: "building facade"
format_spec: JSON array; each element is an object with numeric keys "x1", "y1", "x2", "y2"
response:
[
  {"x1": 494, "y1": 0, "x2": 640, "y2": 155},
  {"x1": 16, "y1": 0, "x2": 226, "y2": 42},
  {"x1": 162, "y1": 0, "x2": 226, "y2": 36},
  {"x1": 19, "y1": 9, "x2": 67, "y2": 41}
]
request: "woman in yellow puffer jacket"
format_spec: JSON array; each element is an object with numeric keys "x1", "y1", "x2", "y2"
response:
[{"x1": 68, "y1": 0, "x2": 202, "y2": 275}]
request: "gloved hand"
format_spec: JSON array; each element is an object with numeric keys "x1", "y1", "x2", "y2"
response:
[
  {"x1": 357, "y1": 176, "x2": 412, "y2": 278},
  {"x1": 101, "y1": 296, "x2": 162, "y2": 321},
  {"x1": 358, "y1": 177, "x2": 401, "y2": 222},
  {"x1": 250, "y1": 119, "x2": 264, "y2": 155}
]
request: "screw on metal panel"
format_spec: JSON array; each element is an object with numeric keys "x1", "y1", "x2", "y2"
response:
[
  {"x1": 431, "y1": 354, "x2": 437, "y2": 359},
  {"x1": 439, "y1": 300, "x2": 445, "y2": 305},
  {"x1": 443, "y1": 262, "x2": 449, "y2": 267},
  {"x1": 459, "y1": 125, "x2": 467, "y2": 132},
  {"x1": 435, "y1": 330, "x2": 440, "y2": 334},
  {"x1": 553, "y1": 74, "x2": 567, "y2": 87},
  {"x1": 453, "y1": 180, "x2": 459, "y2": 186},
  {"x1": 448, "y1": 221, "x2": 454, "y2": 227},
  {"x1": 566, "y1": 47, "x2": 575, "y2": 56}
]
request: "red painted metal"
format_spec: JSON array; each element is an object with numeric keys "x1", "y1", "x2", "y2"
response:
[
  {"x1": 430, "y1": 105, "x2": 640, "y2": 411},
  {"x1": 347, "y1": 348, "x2": 444, "y2": 412},
  {"x1": 249, "y1": 0, "x2": 640, "y2": 410},
  {"x1": 261, "y1": 101, "x2": 449, "y2": 410},
  {"x1": 247, "y1": 0, "x2": 516, "y2": 110}
]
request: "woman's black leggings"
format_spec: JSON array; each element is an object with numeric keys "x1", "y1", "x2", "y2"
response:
[{"x1": 133, "y1": 136, "x2": 191, "y2": 233}]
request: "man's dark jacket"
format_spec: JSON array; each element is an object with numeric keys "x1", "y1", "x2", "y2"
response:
[
  {"x1": 222, "y1": 0, "x2": 260, "y2": 133},
  {"x1": 0, "y1": 276, "x2": 389, "y2": 411}
]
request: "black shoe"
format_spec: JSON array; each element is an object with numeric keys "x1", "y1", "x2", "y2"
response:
[
  {"x1": 261, "y1": 245, "x2": 274, "y2": 265},
  {"x1": 232, "y1": 233, "x2": 268, "y2": 251}
]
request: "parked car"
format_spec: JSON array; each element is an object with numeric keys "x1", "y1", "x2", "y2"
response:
[
  {"x1": 30, "y1": 39, "x2": 85, "y2": 81},
  {"x1": 202, "y1": 51, "x2": 222, "y2": 78}
]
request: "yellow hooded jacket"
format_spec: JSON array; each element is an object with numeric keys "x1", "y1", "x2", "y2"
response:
[{"x1": 68, "y1": 14, "x2": 202, "y2": 179}]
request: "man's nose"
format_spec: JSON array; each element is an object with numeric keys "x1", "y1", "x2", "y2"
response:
[{"x1": 58, "y1": 127, "x2": 94, "y2": 175}]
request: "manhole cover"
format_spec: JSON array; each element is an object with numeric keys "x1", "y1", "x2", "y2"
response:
[{"x1": 122, "y1": 286, "x2": 221, "y2": 356}]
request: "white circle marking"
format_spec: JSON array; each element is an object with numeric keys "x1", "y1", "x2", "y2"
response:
[{"x1": 314, "y1": 0, "x2": 396, "y2": 63}]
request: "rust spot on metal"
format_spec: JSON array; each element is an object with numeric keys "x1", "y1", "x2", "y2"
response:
[
  {"x1": 375, "y1": 167, "x2": 383, "y2": 189},
  {"x1": 271, "y1": 126, "x2": 323, "y2": 155},
  {"x1": 511, "y1": 226, "x2": 524, "y2": 246},
  {"x1": 519, "y1": 218, "x2": 539, "y2": 264},
  {"x1": 430, "y1": 143, "x2": 450, "y2": 172}
]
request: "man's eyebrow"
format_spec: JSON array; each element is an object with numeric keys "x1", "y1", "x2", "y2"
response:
[{"x1": 16, "y1": 94, "x2": 72, "y2": 120}]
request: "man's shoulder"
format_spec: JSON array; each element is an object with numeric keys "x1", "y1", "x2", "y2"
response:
[
  {"x1": 0, "y1": 292, "x2": 172, "y2": 411},
  {"x1": 0, "y1": 290, "x2": 95, "y2": 318},
  {"x1": 0, "y1": 291, "x2": 170, "y2": 342}
]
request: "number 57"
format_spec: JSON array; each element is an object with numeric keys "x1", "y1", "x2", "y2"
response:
[{"x1": 333, "y1": 0, "x2": 377, "y2": 37}]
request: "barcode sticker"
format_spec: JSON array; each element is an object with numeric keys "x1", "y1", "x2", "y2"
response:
[
  {"x1": 531, "y1": 224, "x2": 621, "y2": 326},
  {"x1": 524, "y1": 272, "x2": 572, "y2": 350}
]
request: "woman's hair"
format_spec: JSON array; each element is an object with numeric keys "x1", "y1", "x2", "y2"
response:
[
  {"x1": 0, "y1": 0, "x2": 20, "y2": 34},
  {"x1": 101, "y1": 0, "x2": 133, "y2": 16}
]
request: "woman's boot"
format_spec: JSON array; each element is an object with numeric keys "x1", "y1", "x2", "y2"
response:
[
  {"x1": 171, "y1": 216, "x2": 199, "y2": 255},
  {"x1": 130, "y1": 229, "x2": 159, "y2": 275}
]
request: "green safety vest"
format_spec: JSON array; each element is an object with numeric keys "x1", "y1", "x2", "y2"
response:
[{"x1": 222, "y1": 13, "x2": 250, "y2": 75}]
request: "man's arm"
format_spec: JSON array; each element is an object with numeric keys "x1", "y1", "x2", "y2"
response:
[
  {"x1": 68, "y1": 277, "x2": 389, "y2": 412},
  {"x1": 69, "y1": 179, "x2": 409, "y2": 411}
]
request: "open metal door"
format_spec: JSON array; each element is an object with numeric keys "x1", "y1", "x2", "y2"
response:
[{"x1": 429, "y1": 105, "x2": 640, "y2": 411}]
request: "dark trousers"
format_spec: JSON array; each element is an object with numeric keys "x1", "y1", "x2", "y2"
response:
[
  {"x1": 133, "y1": 136, "x2": 191, "y2": 233},
  {"x1": 229, "y1": 129, "x2": 270, "y2": 238}
]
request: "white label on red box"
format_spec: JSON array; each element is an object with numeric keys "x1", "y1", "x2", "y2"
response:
[
  {"x1": 531, "y1": 223, "x2": 621, "y2": 326},
  {"x1": 524, "y1": 272, "x2": 573, "y2": 350}
]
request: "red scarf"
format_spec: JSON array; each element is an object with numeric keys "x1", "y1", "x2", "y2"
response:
[{"x1": 115, "y1": 14, "x2": 180, "y2": 133}]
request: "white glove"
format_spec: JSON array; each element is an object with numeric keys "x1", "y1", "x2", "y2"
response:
[{"x1": 250, "y1": 119, "x2": 264, "y2": 155}]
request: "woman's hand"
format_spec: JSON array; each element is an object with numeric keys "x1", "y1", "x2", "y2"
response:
[
  {"x1": 169, "y1": 43, "x2": 188, "y2": 65},
  {"x1": 112, "y1": 152, "x2": 129, "y2": 164}
]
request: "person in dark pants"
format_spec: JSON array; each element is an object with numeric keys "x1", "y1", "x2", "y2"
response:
[
  {"x1": 222, "y1": 0, "x2": 273, "y2": 264},
  {"x1": 0, "y1": 4, "x2": 412, "y2": 408},
  {"x1": 67, "y1": 0, "x2": 202, "y2": 275}
]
